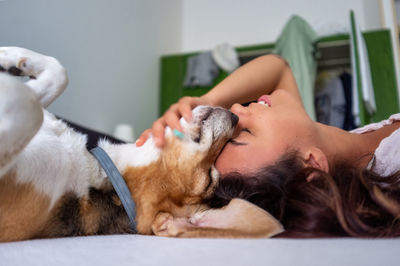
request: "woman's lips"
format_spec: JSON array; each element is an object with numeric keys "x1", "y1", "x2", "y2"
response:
[{"x1": 257, "y1": 95, "x2": 271, "y2": 107}]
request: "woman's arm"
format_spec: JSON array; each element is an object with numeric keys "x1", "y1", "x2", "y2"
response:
[
  {"x1": 137, "y1": 54, "x2": 302, "y2": 147},
  {"x1": 201, "y1": 54, "x2": 302, "y2": 108}
]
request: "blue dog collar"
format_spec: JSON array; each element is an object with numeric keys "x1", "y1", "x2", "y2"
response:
[{"x1": 90, "y1": 146, "x2": 137, "y2": 232}]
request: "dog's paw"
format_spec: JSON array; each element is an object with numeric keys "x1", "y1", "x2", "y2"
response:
[
  {"x1": 152, "y1": 212, "x2": 174, "y2": 236},
  {"x1": 0, "y1": 47, "x2": 35, "y2": 77},
  {"x1": 0, "y1": 47, "x2": 68, "y2": 107},
  {"x1": 152, "y1": 212, "x2": 194, "y2": 237}
]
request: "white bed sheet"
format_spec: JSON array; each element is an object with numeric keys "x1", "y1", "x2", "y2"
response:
[{"x1": 0, "y1": 235, "x2": 398, "y2": 266}]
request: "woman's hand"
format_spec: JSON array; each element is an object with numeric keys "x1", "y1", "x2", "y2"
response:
[
  {"x1": 136, "y1": 96, "x2": 211, "y2": 148},
  {"x1": 136, "y1": 55, "x2": 300, "y2": 148}
]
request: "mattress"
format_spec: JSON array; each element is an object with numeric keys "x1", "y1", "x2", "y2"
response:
[{"x1": 0, "y1": 235, "x2": 398, "y2": 266}]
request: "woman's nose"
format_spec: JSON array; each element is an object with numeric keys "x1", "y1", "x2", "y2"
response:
[{"x1": 230, "y1": 103, "x2": 250, "y2": 116}]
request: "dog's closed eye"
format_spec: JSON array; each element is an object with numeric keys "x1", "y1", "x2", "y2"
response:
[{"x1": 204, "y1": 169, "x2": 213, "y2": 192}]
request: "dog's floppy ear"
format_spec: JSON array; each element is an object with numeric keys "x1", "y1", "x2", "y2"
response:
[{"x1": 153, "y1": 199, "x2": 284, "y2": 238}]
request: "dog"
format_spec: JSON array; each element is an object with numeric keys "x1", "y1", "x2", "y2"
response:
[{"x1": 0, "y1": 47, "x2": 283, "y2": 241}]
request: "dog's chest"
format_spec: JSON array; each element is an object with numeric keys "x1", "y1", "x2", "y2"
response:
[{"x1": 14, "y1": 111, "x2": 105, "y2": 207}]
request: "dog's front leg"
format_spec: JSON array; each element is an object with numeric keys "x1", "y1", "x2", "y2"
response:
[
  {"x1": 153, "y1": 199, "x2": 284, "y2": 238},
  {"x1": 135, "y1": 201, "x2": 160, "y2": 235},
  {"x1": 0, "y1": 47, "x2": 68, "y2": 107},
  {"x1": 151, "y1": 212, "x2": 193, "y2": 237},
  {"x1": 0, "y1": 74, "x2": 43, "y2": 177}
]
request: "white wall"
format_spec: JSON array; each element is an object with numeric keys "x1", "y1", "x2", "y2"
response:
[
  {"x1": 396, "y1": 0, "x2": 400, "y2": 21},
  {"x1": 0, "y1": 0, "x2": 383, "y2": 138},
  {"x1": 0, "y1": 0, "x2": 182, "y2": 136},
  {"x1": 181, "y1": 0, "x2": 381, "y2": 52}
]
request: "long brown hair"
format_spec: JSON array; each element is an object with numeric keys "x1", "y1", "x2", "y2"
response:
[{"x1": 207, "y1": 151, "x2": 400, "y2": 237}]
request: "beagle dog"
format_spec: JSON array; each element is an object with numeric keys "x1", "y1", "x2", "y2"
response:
[{"x1": 0, "y1": 47, "x2": 283, "y2": 242}]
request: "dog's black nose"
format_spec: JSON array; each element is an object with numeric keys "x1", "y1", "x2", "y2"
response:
[{"x1": 231, "y1": 112, "x2": 239, "y2": 127}]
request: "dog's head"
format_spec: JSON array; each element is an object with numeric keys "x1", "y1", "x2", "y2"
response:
[
  {"x1": 161, "y1": 105, "x2": 238, "y2": 200},
  {"x1": 123, "y1": 105, "x2": 237, "y2": 234}
]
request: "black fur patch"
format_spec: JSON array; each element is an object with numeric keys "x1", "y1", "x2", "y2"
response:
[
  {"x1": 88, "y1": 186, "x2": 133, "y2": 235},
  {"x1": 36, "y1": 184, "x2": 133, "y2": 238},
  {"x1": 36, "y1": 192, "x2": 82, "y2": 238}
]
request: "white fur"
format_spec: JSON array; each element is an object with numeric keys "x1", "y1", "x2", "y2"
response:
[
  {"x1": 12, "y1": 111, "x2": 161, "y2": 208},
  {"x1": 99, "y1": 138, "x2": 161, "y2": 171},
  {"x1": 0, "y1": 73, "x2": 43, "y2": 177},
  {"x1": 14, "y1": 111, "x2": 103, "y2": 207}
]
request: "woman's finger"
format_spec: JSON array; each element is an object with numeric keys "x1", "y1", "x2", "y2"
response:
[
  {"x1": 135, "y1": 128, "x2": 152, "y2": 147},
  {"x1": 151, "y1": 119, "x2": 167, "y2": 147},
  {"x1": 178, "y1": 102, "x2": 194, "y2": 122},
  {"x1": 178, "y1": 97, "x2": 204, "y2": 122},
  {"x1": 164, "y1": 111, "x2": 183, "y2": 132},
  {"x1": 137, "y1": 97, "x2": 207, "y2": 148}
]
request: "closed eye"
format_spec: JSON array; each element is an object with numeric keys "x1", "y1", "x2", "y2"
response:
[
  {"x1": 228, "y1": 128, "x2": 251, "y2": 146},
  {"x1": 228, "y1": 139, "x2": 247, "y2": 146},
  {"x1": 242, "y1": 128, "x2": 252, "y2": 134}
]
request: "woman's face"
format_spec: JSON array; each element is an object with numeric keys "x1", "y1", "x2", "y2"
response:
[{"x1": 215, "y1": 96, "x2": 313, "y2": 175}]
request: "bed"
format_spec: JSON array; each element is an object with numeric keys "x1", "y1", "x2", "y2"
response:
[
  {"x1": 1, "y1": 235, "x2": 399, "y2": 266},
  {"x1": 1, "y1": 121, "x2": 398, "y2": 266}
]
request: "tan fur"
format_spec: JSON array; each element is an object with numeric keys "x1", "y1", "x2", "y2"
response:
[
  {"x1": 0, "y1": 172, "x2": 51, "y2": 241},
  {"x1": 123, "y1": 136, "x2": 222, "y2": 234},
  {"x1": 79, "y1": 197, "x2": 101, "y2": 235}
]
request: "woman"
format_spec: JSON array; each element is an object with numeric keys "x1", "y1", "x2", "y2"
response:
[{"x1": 137, "y1": 55, "x2": 400, "y2": 237}]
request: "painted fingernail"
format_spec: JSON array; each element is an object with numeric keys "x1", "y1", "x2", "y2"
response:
[{"x1": 173, "y1": 129, "x2": 184, "y2": 139}]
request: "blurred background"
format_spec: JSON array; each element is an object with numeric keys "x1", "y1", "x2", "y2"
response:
[{"x1": 0, "y1": 0, "x2": 399, "y2": 140}]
